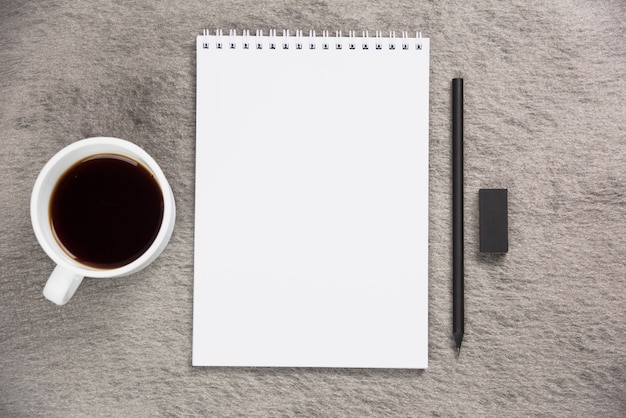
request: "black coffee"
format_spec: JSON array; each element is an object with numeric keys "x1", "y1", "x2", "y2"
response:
[{"x1": 50, "y1": 154, "x2": 164, "y2": 269}]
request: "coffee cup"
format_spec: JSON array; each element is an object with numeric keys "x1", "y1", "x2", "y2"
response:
[{"x1": 31, "y1": 137, "x2": 176, "y2": 305}]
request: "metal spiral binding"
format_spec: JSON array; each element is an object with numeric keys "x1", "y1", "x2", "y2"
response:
[{"x1": 201, "y1": 29, "x2": 423, "y2": 50}]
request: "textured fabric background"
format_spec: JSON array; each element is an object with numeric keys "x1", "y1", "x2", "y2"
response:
[{"x1": 1, "y1": 0, "x2": 624, "y2": 416}]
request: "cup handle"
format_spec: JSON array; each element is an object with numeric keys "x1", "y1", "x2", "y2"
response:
[{"x1": 43, "y1": 265, "x2": 84, "y2": 305}]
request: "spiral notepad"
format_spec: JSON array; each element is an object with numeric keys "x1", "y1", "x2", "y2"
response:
[{"x1": 193, "y1": 30, "x2": 430, "y2": 368}]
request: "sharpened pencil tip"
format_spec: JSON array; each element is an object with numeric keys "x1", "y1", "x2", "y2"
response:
[{"x1": 453, "y1": 332, "x2": 464, "y2": 356}]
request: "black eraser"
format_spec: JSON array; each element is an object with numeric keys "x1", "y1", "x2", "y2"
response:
[{"x1": 479, "y1": 189, "x2": 508, "y2": 253}]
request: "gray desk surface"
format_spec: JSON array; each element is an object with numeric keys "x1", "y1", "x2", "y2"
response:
[{"x1": 1, "y1": 1, "x2": 624, "y2": 416}]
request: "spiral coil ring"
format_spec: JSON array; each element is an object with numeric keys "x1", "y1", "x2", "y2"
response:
[{"x1": 201, "y1": 29, "x2": 423, "y2": 51}]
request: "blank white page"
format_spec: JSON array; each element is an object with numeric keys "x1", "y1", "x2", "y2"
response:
[{"x1": 194, "y1": 32, "x2": 429, "y2": 368}]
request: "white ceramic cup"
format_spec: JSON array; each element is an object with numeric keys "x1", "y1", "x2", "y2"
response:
[{"x1": 31, "y1": 137, "x2": 176, "y2": 305}]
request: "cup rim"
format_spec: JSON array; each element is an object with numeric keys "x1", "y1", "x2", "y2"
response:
[{"x1": 31, "y1": 137, "x2": 175, "y2": 278}]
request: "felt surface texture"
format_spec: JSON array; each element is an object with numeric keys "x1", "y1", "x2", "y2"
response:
[{"x1": 1, "y1": 0, "x2": 624, "y2": 416}]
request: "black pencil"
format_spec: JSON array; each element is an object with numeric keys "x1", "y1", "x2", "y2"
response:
[{"x1": 452, "y1": 78, "x2": 464, "y2": 356}]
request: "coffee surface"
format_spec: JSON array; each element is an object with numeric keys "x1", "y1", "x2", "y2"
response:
[{"x1": 50, "y1": 154, "x2": 164, "y2": 269}]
